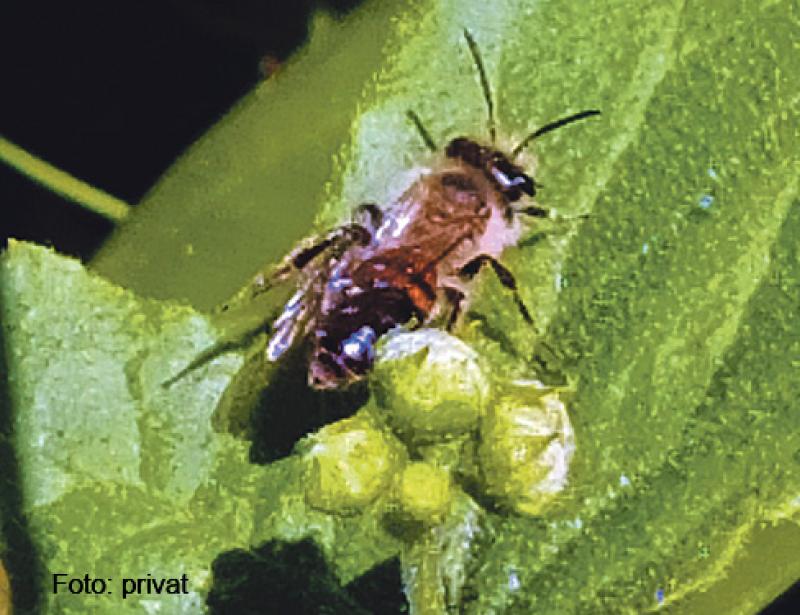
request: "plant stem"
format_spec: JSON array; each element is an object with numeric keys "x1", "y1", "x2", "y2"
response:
[{"x1": 0, "y1": 135, "x2": 130, "y2": 223}]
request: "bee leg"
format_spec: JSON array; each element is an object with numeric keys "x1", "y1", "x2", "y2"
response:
[
  {"x1": 161, "y1": 335, "x2": 258, "y2": 388},
  {"x1": 244, "y1": 222, "x2": 373, "y2": 302},
  {"x1": 517, "y1": 204, "x2": 591, "y2": 224},
  {"x1": 459, "y1": 255, "x2": 533, "y2": 325},
  {"x1": 354, "y1": 202, "x2": 383, "y2": 232},
  {"x1": 517, "y1": 205, "x2": 550, "y2": 218},
  {"x1": 443, "y1": 286, "x2": 466, "y2": 331},
  {"x1": 531, "y1": 338, "x2": 567, "y2": 382},
  {"x1": 293, "y1": 223, "x2": 372, "y2": 266}
]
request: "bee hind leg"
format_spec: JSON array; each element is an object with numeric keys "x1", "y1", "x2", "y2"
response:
[
  {"x1": 294, "y1": 221, "x2": 373, "y2": 266},
  {"x1": 459, "y1": 255, "x2": 533, "y2": 325},
  {"x1": 242, "y1": 220, "x2": 375, "y2": 304},
  {"x1": 443, "y1": 286, "x2": 466, "y2": 331}
]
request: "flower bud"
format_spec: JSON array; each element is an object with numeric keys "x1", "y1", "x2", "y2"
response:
[
  {"x1": 479, "y1": 381, "x2": 575, "y2": 515},
  {"x1": 371, "y1": 329, "x2": 490, "y2": 442},
  {"x1": 303, "y1": 414, "x2": 402, "y2": 515},
  {"x1": 393, "y1": 461, "x2": 454, "y2": 525}
]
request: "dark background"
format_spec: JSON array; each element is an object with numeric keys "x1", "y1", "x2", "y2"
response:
[
  {"x1": 0, "y1": 0, "x2": 356, "y2": 259},
  {"x1": 0, "y1": 0, "x2": 797, "y2": 613}
]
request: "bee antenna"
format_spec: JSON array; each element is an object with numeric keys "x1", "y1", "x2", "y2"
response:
[
  {"x1": 511, "y1": 109, "x2": 601, "y2": 159},
  {"x1": 406, "y1": 110, "x2": 437, "y2": 153},
  {"x1": 463, "y1": 29, "x2": 496, "y2": 144}
]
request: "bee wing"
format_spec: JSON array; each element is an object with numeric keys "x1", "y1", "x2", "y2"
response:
[
  {"x1": 265, "y1": 287, "x2": 311, "y2": 361},
  {"x1": 166, "y1": 227, "x2": 345, "y2": 386}
]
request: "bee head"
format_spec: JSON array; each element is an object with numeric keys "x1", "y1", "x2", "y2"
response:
[{"x1": 445, "y1": 137, "x2": 535, "y2": 202}]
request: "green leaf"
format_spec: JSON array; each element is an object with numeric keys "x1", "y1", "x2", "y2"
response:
[
  {"x1": 5, "y1": 0, "x2": 800, "y2": 612},
  {"x1": 91, "y1": 5, "x2": 404, "y2": 309},
  {"x1": 0, "y1": 242, "x2": 398, "y2": 612}
]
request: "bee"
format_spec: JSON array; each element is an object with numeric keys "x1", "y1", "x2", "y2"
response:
[
  {"x1": 169, "y1": 31, "x2": 599, "y2": 391},
  {"x1": 254, "y1": 30, "x2": 599, "y2": 389}
]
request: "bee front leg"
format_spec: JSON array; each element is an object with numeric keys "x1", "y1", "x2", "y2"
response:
[
  {"x1": 353, "y1": 202, "x2": 383, "y2": 233},
  {"x1": 516, "y1": 205, "x2": 550, "y2": 218},
  {"x1": 517, "y1": 204, "x2": 590, "y2": 224},
  {"x1": 459, "y1": 254, "x2": 533, "y2": 325}
]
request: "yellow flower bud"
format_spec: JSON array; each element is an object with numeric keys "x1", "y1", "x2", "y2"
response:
[
  {"x1": 372, "y1": 329, "x2": 490, "y2": 442},
  {"x1": 394, "y1": 461, "x2": 454, "y2": 525},
  {"x1": 479, "y1": 381, "x2": 575, "y2": 515},
  {"x1": 303, "y1": 414, "x2": 402, "y2": 515}
]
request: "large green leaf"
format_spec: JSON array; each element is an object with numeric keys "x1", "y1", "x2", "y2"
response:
[
  {"x1": 3, "y1": 0, "x2": 799, "y2": 612},
  {"x1": 0, "y1": 241, "x2": 400, "y2": 612}
]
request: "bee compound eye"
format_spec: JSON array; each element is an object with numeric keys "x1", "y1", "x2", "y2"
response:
[
  {"x1": 489, "y1": 164, "x2": 535, "y2": 200},
  {"x1": 490, "y1": 166, "x2": 514, "y2": 189}
]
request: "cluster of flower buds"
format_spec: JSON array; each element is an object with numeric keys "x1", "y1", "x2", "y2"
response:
[{"x1": 300, "y1": 329, "x2": 576, "y2": 522}]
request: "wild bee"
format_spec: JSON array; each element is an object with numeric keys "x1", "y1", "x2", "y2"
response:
[
  {"x1": 256, "y1": 30, "x2": 599, "y2": 389},
  {"x1": 169, "y1": 30, "x2": 599, "y2": 391}
]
